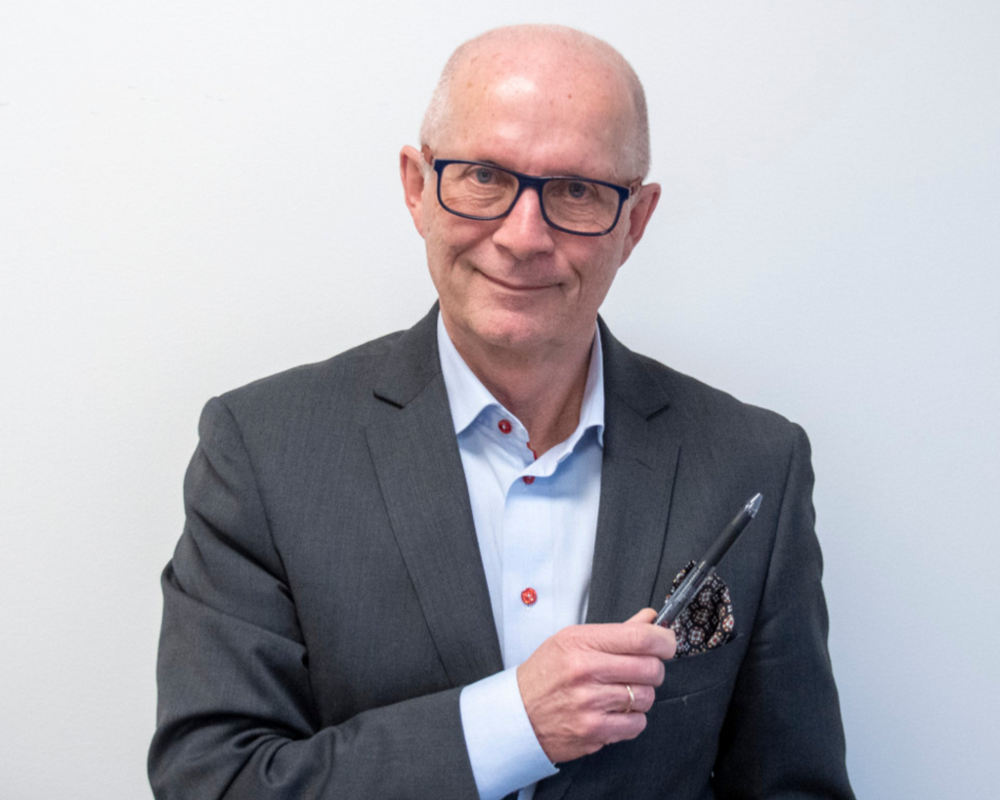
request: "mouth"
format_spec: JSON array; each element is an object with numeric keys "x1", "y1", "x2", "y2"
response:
[{"x1": 480, "y1": 271, "x2": 556, "y2": 292}]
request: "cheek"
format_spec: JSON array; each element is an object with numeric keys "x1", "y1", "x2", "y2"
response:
[
  {"x1": 570, "y1": 243, "x2": 625, "y2": 295},
  {"x1": 420, "y1": 214, "x2": 455, "y2": 269},
  {"x1": 422, "y1": 224, "x2": 480, "y2": 297},
  {"x1": 427, "y1": 216, "x2": 494, "y2": 268}
]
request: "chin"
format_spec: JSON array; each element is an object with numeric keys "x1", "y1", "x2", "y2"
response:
[{"x1": 465, "y1": 310, "x2": 561, "y2": 353}]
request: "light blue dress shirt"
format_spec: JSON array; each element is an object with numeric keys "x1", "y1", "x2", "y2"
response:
[{"x1": 437, "y1": 313, "x2": 605, "y2": 800}]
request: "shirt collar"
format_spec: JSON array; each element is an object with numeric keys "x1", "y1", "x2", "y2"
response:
[{"x1": 437, "y1": 311, "x2": 605, "y2": 447}]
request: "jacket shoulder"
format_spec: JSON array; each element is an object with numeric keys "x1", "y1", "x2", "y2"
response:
[
  {"x1": 211, "y1": 329, "x2": 406, "y2": 429},
  {"x1": 635, "y1": 351, "x2": 805, "y2": 453}
]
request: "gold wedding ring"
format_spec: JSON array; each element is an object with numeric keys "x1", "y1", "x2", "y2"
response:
[{"x1": 624, "y1": 683, "x2": 635, "y2": 714}]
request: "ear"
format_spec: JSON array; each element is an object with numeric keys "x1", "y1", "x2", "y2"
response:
[
  {"x1": 400, "y1": 145, "x2": 429, "y2": 238},
  {"x1": 618, "y1": 182, "x2": 661, "y2": 265}
]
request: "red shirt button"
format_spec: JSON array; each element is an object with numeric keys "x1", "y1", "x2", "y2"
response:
[
  {"x1": 521, "y1": 587, "x2": 538, "y2": 606},
  {"x1": 522, "y1": 476, "x2": 535, "y2": 485},
  {"x1": 498, "y1": 419, "x2": 512, "y2": 434}
]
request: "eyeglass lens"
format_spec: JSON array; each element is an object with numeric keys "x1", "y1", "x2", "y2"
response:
[{"x1": 438, "y1": 163, "x2": 622, "y2": 234}]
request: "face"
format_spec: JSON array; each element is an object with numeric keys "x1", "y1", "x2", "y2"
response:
[{"x1": 401, "y1": 45, "x2": 660, "y2": 364}]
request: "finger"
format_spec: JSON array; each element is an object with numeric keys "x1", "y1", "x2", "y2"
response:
[
  {"x1": 590, "y1": 682, "x2": 656, "y2": 714},
  {"x1": 631, "y1": 683, "x2": 656, "y2": 713},
  {"x1": 605, "y1": 682, "x2": 651, "y2": 715},
  {"x1": 625, "y1": 607, "x2": 657, "y2": 624},
  {"x1": 590, "y1": 653, "x2": 667, "y2": 688},
  {"x1": 597, "y1": 707, "x2": 649, "y2": 745},
  {"x1": 615, "y1": 683, "x2": 656, "y2": 715},
  {"x1": 585, "y1": 622, "x2": 676, "y2": 661},
  {"x1": 595, "y1": 678, "x2": 656, "y2": 715}
]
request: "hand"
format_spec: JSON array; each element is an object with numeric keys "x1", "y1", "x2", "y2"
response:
[{"x1": 516, "y1": 608, "x2": 676, "y2": 763}]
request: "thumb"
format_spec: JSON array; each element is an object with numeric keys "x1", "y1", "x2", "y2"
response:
[{"x1": 625, "y1": 607, "x2": 657, "y2": 625}]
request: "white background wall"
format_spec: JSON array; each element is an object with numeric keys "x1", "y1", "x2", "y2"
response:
[{"x1": 2, "y1": 1, "x2": 997, "y2": 797}]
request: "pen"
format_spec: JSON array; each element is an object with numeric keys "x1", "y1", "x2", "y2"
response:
[{"x1": 654, "y1": 492, "x2": 763, "y2": 628}]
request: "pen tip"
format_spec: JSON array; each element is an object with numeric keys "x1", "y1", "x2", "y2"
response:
[{"x1": 746, "y1": 492, "x2": 763, "y2": 517}]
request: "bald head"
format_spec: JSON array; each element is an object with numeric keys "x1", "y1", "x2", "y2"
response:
[{"x1": 420, "y1": 25, "x2": 651, "y2": 180}]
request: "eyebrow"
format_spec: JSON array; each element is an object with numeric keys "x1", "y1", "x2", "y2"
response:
[
  {"x1": 465, "y1": 158, "x2": 602, "y2": 181},
  {"x1": 466, "y1": 158, "x2": 506, "y2": 168}
]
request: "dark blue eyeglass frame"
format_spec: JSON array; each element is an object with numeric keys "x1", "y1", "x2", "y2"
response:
[{"x1": 431, "y1": 158, "x2": 636, "y2": 237}]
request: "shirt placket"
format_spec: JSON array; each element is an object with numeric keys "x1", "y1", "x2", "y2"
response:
[{"x1": 490, "y1": 418, "x2": 548, "y2": 668}]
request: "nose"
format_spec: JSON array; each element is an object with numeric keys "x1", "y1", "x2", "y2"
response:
[{"x1": 492, "y1": 186, "x2": 555, "y2": 259}]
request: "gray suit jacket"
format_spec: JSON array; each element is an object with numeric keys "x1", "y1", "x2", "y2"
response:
[{"x1": 150, "y1": 307, "x2": 854, "y2": 799}]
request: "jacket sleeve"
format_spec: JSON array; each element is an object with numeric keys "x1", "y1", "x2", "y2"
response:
[
  {"x1": 713, "y1": 425, "x2": 855, "y2": 799},
  {"x1": 148, "y1": 397, "x2": 480, "y2": 800}
]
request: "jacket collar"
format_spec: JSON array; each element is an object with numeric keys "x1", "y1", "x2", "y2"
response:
[
  {"x1": 365, "y1": 306, "x2": 680, "y2": 687},
  {"x1": 372, "y1": 306, "x2": 671, "y2": 423}
]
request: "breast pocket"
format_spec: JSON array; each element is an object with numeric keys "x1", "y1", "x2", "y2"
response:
[{"x1": 653, "y1": 634, "x2": 745, "y2": 705}]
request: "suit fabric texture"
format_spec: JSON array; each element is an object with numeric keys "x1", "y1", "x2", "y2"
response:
[{"x1": 150, "y1": 307, "x2": 855, "y2": 799}]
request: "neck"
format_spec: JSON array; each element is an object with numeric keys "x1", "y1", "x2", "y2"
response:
[{"x1": 442, "y1": 316, "x2": 595, "y2": 457}]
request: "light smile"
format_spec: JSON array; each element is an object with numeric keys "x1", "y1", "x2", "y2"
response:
[{"x1": 479, "y1": 271, "x2": 556, "y2": 292}]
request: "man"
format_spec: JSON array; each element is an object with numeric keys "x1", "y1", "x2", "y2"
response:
[{"x1": 150, "y1": 24, "x2": 854, "y2": 800}]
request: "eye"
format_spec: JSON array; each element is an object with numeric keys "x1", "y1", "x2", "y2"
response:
[
  {"x1": 566, "y1": 181, "x2": 590, "y2": 199},
  {"x1": 473, "y1": 166, "x2": 498, "y2": 184}
]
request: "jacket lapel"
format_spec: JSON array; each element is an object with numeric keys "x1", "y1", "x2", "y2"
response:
[
  {"x1": 586, "y1": 320, "x2": 680, "y2": 624},
  {"x1": 538, "y1": 322, "x2": 681, "y2": 800},
  {"x1": 364, "y1": 307, "x2": 504, "y2": 688}
]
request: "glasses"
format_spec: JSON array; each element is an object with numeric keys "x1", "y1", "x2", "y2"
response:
[{"x1": 430, "y1": 157, "x2": 637, "y2": 236}]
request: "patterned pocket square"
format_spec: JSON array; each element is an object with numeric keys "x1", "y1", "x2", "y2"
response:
[{"x1": 668, "y1": 561, "x2": 736, "y2": 657}]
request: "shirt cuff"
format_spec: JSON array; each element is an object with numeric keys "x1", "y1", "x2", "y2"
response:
[{"x1": 460, "y1": 666, "x2": 559, "y2": 800}]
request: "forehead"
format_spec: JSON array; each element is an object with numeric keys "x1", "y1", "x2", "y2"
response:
[{"x1": 441, "y1": 42, "x2": 635, "y2": 179}]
